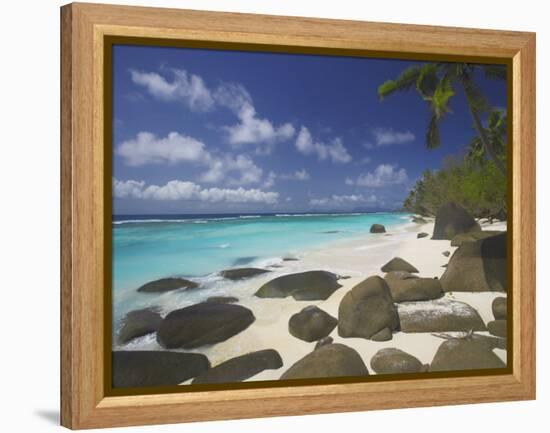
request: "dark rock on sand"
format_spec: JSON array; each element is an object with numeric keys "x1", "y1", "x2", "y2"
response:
[
  {"x1": 220, "y1": 268, "x2": 270, "y2": 280},
  {"x1": 288, "y1": 306, "x2": 337, "y2": 342},
  {"x1": 371, "y1": 327, "x2": 393, "y2": 341},
  {"x1": 205, "y1": 296, "x2": 239, "y2": 304},
  {"x1": 492, "y1": 297, "x2": 507, "y2": 320},
  {"x1": 442, "y1": 251, "x2": 451, "y2": 257},
  {"x1": 112, "y1": 351, "x2": 210, "y2": 388},
  {"x1": 430, "y1": 339, "x2": 506, "y2": 371},
  {"x1": 398, "y1": 299, "x2": 486, "y2": 333},
  {"x1": 384, "y1": 272, "x2": 443, "y2": 302},
  {"x1": 381, "y1": 257, "x2": 419, "y2": 273},
  {"x1": 451, "y1": 230, "x2": 504, "y2": 247},
  {"x1": 192, "y1": 349, "x2": 282, "y2": 384},
  {"x1": 432, "y1": 202, "x2": 481, "y2": 240},
  {"x1": 255, "y1": 271, "x2": 342, "y2": 301},
  {"x1": 487, "y1": 320, "x2": 507, "y2": 338},
  {"x1": 370, "y1": 224, "x2": 386, "y2": 233},
  {"x1": 280, "y1": 343, "x2": 369, "y2": 380},
  {"x1": 370, "y1": 348, "x2": 424, "y2": 374},
  {"x1": 117, "y1": 308, "x2": 162, "y2": 345},
  {"x1": 440, "y1": 232, "x2": 507, "y2": 292},
  {"x1": 417, "y1": 232, "x2": 429, "y2": 239},
  {"x1": 157, "y1": 303, "x2": 255, "y2": 349},
  {"x1": 137, "y1": 277, "x2": 198, "y2": 293},
  {"x1": 314, "y1": 336, "x2": 334, "y2": 350},
  {"x1": 338, "y1": 276, "x2": 400, "y2": 340}
]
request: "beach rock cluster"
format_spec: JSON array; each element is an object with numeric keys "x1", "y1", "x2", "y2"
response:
[
  {"x1": 440, "y1": 232, "x2": 507, "y2": 292},
  {"x1": 280, "y1": 344, "x2": 369, "y2": 380},
  {"x1": 192, "y1": 349, "x2": 283, "y2": 384},
  {"x1": 432, "y1": 202, "x2": 481, "y2": 240},
  {"x1": 157, "y1": 302, "x2": 255, "y2": 349},
  {"x1": 137, "y1": 277, "x2": 198, "y2": 293},
  {"x1": 289, "y1": 306, "x2": 337, "y2": 342},
  {"x1": 112, "y1": 351, "x2": 210, "y2": 388},
  {"x1": 113, "y1": 204, "x2": 510, "y2": 387},
  {"x1": 117, "y1": 307, "x2": 162, "y2": 345},
  {"x1": 255, "y1": 270, "x2": 342, "y2": 300},
  {"x1": 338, "y1": 276, "x2": 400, "y2": 341}
]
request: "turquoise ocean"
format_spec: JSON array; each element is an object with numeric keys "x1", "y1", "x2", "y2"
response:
[{"x1": 112, "y1": 212, "x2": 411, "y2": 345}]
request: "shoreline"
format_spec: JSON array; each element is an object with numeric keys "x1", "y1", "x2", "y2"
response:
[{"x1": 115, "y1": 216, "x2": 507, "y2": 384}]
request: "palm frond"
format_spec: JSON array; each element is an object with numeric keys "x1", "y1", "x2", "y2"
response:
[
  {"x1": 415, "y1": 63, "x2": 439, "y2": 101},
  {"x1": 377, "y1": 65, "x2": 424, "y2": 100},
  {"x1": 461, "y1": 73, "x2": 490, "y2": 113},
  {"x1": 431, "y1": 76, "x2": 455, "y2": 118}
]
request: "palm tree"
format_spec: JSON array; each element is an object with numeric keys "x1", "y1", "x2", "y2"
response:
[
  {"x1": 466, "y1": 110, "x2": 506, "y2": 165},
  {"x1": 378, "y1": 63, "x2": 507, "y2": 175}
]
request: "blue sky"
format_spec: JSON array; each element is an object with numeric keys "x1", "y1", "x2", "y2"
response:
[{"x1": 112, "y1": 44, "x2": 507, "y2": 215}]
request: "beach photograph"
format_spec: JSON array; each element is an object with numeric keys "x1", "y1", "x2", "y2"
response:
[{"x1": 111, "y1": 45, "x2": 508, "y2": 389}]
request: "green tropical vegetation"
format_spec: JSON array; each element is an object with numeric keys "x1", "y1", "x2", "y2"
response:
[{"x1": 377, "y1": 62, "x2": 508, "y2": 220}]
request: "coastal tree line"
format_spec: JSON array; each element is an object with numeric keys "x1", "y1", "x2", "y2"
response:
[{"x1": 378, "y1": 62, "x2": 507, "y2": 220}]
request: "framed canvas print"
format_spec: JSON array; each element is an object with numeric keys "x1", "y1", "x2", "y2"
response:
[{"x1": 60, "y1": 2, "x2": 536, "y2": 429}]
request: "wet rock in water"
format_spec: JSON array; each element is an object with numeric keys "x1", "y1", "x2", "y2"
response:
[
  {"x1": 314, "y1": 336, "x2": 334, "y2": 350},
  {"x1": 282, "y1": 256, "x2": 299, "y2": 261},
  {"x1": 255, "y1": 271, "x2": 342, "y2": 301},
  {"x1": 442, "y1": 251, "x2": 451, "y2": 257},
  {"x1": 430, "y1": 339, "x2": 506, "y2": 371},
  {"x1": 137, "y1": 277, "x2": 198, "y2": 293},
  {"x1": 384, "y1": 272, "x2": 443, "y2": 302},
  {"x1": 288, "y1": 306, "x2": 337, "y2": 342},
  {"x1": 398, "y1": 298, "x2": 486, "y2": 333},
  {"x1": 487, "y1": 320, "x2": 507, "y2": 338},
  {"x1": 432, "y1": 202, "x2": 481, "y2": 240},
  {"x1": 280, "y1": 343, "x2": 369, "y2": 380},
  {"x1": 117, "y1": 308, "x2": 162, "y2": 345},
  {"x1": 220, "y1": 268, "x2": 270, "y2": 281},
  {"x1": 451, "y1": 230, "x2": 504, "y2": 247},
  {"x1": 417, "y1": 232, "x2": 429, "y2": 239},
  {"x1": 112, "y1": 351, "x2": 210, "y2": 388},
  {"x1": 440, "y1": 232, "x2": 507, "y2": 292},
  {"x1": 412, "y1": 216, "x2": 428, "y2": 224},
  {"x1": 370, "y1": 327, "x2": 393, "y2": 341},
  {"x1": 157, "y1": 303, "x2": 255, "y2": 349},
  {"x1": 192, "y1": 349, "x2": 282, "y2": 384},
  {"x1": 232, "y1": 256, "x2": 258, "y2": 266},
  {"x1": 370, "y1": 348, "x2": 424, "y2": 374},
  {"x1": 338, "y1": 276, "x2": 400, "y2": 340},
  {"x1": 381, "y1": 257, "x2": 419, "y2": 273},
  {"x1": 322, "y1": 230, "x2": 342, "y2": 234},
  {"x1": 205, "y1": 296, "x2": 239, "y2": 304},
  {"x1": 370, "y1": 224, "x2": 386, "y2": 233},
  {"x1": 492, "y1": 297, "x2": 507, "y2": 320}
]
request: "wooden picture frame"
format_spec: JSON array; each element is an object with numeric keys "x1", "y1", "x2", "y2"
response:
[{"x1": 60, "y1": 2, "x2": 536, "y2": 429}]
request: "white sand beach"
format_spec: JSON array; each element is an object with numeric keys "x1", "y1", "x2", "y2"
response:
[{"x1": 165, "y1": 218, "x2": 507, "y2": 383}]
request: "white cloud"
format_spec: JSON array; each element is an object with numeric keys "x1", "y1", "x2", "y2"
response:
[
  {"x1": 263, "y1": 171, "x2": 277, "y2": 188},
  {"x1": 349, "y1": 164, "x2": 408, "y2": 188},
  {"x1": 364, "y1": 128, "x2": 415, "y2": 149},
  {"x1": 280, "y1": 169, "x2": 310, "y2": 181},
  {"x1": 295, "y1": 127, "x2": 351, "y2": 164},
  {"x1": 199, "y1": 154, "x2": 263, "y2": 186},
  {"x1": 130, "y1": 69, "x2": 214, "y2": 112},
  {"x1": 214, "y1": 83, "x2": 295, "y2": 153},
  {"x1": 116, "y1": 131, "x2": 210, "y2": 166},
  {"x1": 309, "y1": 194, "x2": 378, "y2": 207},
  {"x1": 113, "y1": 178, "x2": 278, "y2": 204},
  {"x1": 117, "y1": 131, "x2": 263, "y2": 186},
  {"x1": 113, "y1": 179, "x2": 146, "y2": 199}
]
